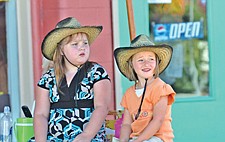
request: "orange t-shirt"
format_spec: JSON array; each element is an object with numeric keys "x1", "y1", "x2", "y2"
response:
[{"x1": 121, "y1": 78, "x2": 176, "y2": 142}]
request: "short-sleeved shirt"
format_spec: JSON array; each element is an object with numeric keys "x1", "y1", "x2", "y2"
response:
[
  {"x1": 121, "y1": 78, "x2": 176, "y2": 142},
  {"x1": 38, "y1": 63, "x2": 110, "y2": 142}
]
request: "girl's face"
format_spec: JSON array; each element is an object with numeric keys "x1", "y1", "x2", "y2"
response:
[
  {"x1": 61, "y1": 33, "x2": 90, "y2": 66},
  {"x1": 132, "y1": 51, "x2": 156, "y2": 80}
]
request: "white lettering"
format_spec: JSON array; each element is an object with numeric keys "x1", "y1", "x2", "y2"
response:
[
  {"x1": 192, "y1": 22, "x2": 200, "y2": 37},
  {"x1": 169, "y1": 21, "x2": 201, "y2": 40},
  {"x1": 185, "y1": 22, "x2": 192, "y2": 38},
  {"x1": 169, "y1": 24, "x2": 178, "y2": 39},
  {"x1": 177, "y1": 23, "x2": 186, "y2": 38}
]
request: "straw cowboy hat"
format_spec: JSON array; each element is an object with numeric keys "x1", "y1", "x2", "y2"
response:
[
  {"x1": 41, "y1": 17, "x2": 103, "y2": 60},
  {"x1": 114, "y1": 34, "x2": 173, "y2": 81}
]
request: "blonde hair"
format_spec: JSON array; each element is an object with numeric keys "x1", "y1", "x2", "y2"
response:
[
  {"x1": 127, "y1": 58, "x2": 138, "y2": 81},
  {"x1": 154, "y1": 54, "x2": 160, "y2": 78},
  {"x1": 127, "y1": 52, "x2": 160, "y2": 81}
]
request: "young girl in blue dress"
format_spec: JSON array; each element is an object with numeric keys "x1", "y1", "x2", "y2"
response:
[{"x1": 34, "y1": 17, "x2": 112, "y2": 142}]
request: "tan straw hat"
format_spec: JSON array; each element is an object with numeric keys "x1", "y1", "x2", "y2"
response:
[
  {"x1": 114, "y1": 34, "x2": 173, "y2": 81},
  {"x1": 41, "y1": 17, "x2": 103, "y2": 60}
]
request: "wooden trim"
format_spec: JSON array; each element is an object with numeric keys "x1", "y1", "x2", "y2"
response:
[{"x1": 126, "y1": 0, "x2": 136, "y2": 40}]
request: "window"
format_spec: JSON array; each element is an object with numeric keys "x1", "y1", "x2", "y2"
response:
[
  {"x1": 149, "y1": 0, "x2": 208, "y2": 97},
  {"x1": 0, "y1": 2, "x2": 8, "y2": 95}
]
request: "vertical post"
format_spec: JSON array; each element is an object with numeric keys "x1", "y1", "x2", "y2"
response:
[
  {"x1": 126, "y1": 0, "x2": 136, "y2": 40},
  {"x1": 31, "y1": 0, "x2": 43, "y2": 100}
]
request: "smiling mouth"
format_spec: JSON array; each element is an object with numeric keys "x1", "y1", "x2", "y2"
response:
[{"x1": 142, "y1": 68, "x2": 151, "y2": 72}]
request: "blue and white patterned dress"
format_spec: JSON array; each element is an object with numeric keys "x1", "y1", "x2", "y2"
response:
[{"x1": 38, "y1": 62, "x2": 110, "y2": 142}]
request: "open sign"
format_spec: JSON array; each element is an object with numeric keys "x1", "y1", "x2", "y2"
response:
[{"x1": 153, "y1": 21, "x2": 204, "y2": 42}]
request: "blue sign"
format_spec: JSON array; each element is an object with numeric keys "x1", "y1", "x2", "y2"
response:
[{"x1": 153, "y1": 21, "x2": 204, "y2": 42}]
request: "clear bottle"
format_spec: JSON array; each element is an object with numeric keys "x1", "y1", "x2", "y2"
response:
[{"x1": 0, "y1": 106, "x2": 12, "y2": 142}]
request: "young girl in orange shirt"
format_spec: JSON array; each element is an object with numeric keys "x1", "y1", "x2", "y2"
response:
[{"x1": 114, "y1": 34, "x2": 176, "y2": 142}]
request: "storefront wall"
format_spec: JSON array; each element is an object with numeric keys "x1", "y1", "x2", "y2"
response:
[{"x1": 116, "y1": 0, "x2": 225, "y2": 141}]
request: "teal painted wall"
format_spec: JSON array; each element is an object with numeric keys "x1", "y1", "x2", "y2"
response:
[{"x1": 117, "y1": 0, "x2": 225, "y2": 141}]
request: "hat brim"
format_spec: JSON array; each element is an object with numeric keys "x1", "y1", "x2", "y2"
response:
[
  {"x1": 42, "y1": 26, "x2": 102, "y2": 60},
  {"x1": 114, "y1": 45, "x2": 173, "y2": 81}
]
